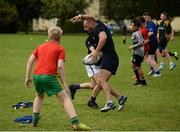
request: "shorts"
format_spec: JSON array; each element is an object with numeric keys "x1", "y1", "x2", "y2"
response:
[
  {"x1": 148, "y1": 44, "x2": 157, "y2": 55},
  {"x1": 33, "y1": 75, "x2": 62, "y2": 97},
  {"x1": 100, "y1": 53, "x2": 119, "y2": 75},
  {"x1": 158, "y1": 39, "x2": 168, "y2": 50},
  {"x1": 85, "y1": 65, "x2": 100, "y2": 78},
  {"x1": 132, "y1": 54, "x2": 143, "y2": 67}
]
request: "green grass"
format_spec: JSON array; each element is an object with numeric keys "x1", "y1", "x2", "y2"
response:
[{"x1": 0, "y1": 33, "x2": 179, "y2": 131}]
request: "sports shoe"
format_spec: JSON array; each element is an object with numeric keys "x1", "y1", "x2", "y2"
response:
[
  {"x1": 32, "y1": 116, "x2": 41, "y2": 127},
  {"x1": 87, "y1": 100, "x2": 99, "y2": 109},
  {"x1": 153, "y1": 73, "x2": 161, "y2": 77},
  {"x1": 118, "y1": 96, "x2": 128, "y2": 111},
  {"x1": 159, "y1": 63, "x2": 165, "y2": 70},
  {"x1": 147, "y1": 70, "x2": 154, "y2": 76},
  {"x1": 141, "y1": 79, "x2": 147, "y2": 86},
  {"x1": 72, "y1": 123, "x2": 91, "y2": 131},
  {"x1": 170, "y1": 63, "x2": 176, "y2": 70},
  {"x1": 133, "y1": 81, "x2": 142, "y2": 86},
  {"x1": 174, "y1": 52, "x2": 178, "y2": 60},
  {"x1": 100, "y1": 102, "x2": 116, "y2": 112},
  {"x1": 69, "y1": 85, "x2": 77, "y2": 100}
]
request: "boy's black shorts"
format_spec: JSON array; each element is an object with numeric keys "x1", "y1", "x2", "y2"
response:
[
  {"x1": 148, "y1": 44, "x2": 157, "y2": 55},
  {"x1": 99, "y1": 53, "x2": 119, "y2": 75},
  {"x1": 132, "y1": 54, "x2": 143, "y2": 67}
]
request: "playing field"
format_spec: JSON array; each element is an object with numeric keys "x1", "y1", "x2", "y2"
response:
[{"x1": 0, "y1": 33, "x2": 179, "y2": 131}]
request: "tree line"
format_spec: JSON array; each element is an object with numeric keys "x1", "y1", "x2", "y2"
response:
[{"x1": 1, "y1": 0, "x2": 180, "y2": 33}]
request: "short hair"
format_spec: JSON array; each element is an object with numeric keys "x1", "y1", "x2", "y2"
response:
[
  {"x1": 83, "y1": 17, "x2": 96, "y2": 23},
  {"x1": 143, "y1": 12, "x2": 152, "y2": 17},
  {"x1": 131, "y1": 19, "x2": 141, "y2": 28},
  {"x1": 48, "y1": 27, "x2": 62, "y2": 41},
  {"x1": 137, "y1": 16, "x2": 146, "y2": 24},
  {"x1": 161, "y1": 11, "x2": 169, "y2": 18}
]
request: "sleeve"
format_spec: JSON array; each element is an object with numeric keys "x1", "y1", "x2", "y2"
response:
[
  {"x1": 131, "y1": 32, "x2": 143, "y2": 49},
  {"x1": 58, "y1": 47, "x2": 65, "y2": 62},
  {"x1": 32, "y1": 47, "x2": 38, "y2": 57},
  {"x1": 166, "y1": 22, "x2": 172, "y2": 35}
]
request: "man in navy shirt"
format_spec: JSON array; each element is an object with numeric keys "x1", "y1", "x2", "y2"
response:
[{"x1": 71, "y1": 14, "x2": 127, "y2": 112}]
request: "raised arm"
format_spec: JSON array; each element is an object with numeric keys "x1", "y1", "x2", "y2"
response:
[{"x1": 71, "y1": 14, "x2": 94, "y2": 23}]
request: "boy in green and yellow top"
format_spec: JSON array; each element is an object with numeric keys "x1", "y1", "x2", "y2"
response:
[
  {"x1": 156, "y1": 12, "x2": 176, "y2": 70},
  {"x1": 25, "y1": 27, "x2": 91, "y2": 131}
]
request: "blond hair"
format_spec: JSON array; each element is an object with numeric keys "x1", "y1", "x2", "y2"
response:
[{"x1": 48, "y1": 27, "x2": 63, "y2": 41}]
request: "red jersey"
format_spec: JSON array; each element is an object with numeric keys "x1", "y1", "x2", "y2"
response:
[
  {"x1": 33, "y1": 41, "x2": 65, "y2": 75},
  {"x1": 139, "y1": 27, "x2": 149, "y2": 53}
]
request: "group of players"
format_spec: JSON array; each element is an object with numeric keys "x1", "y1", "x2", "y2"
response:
[
  {"x1": 24, "y1": 12, "x2": 177, "y2": 130},
  {"x1": 128, "y1": 12, "x2": 177, "y2": 86},
  {"x1": 69, "y1": 12, "x2": 177, "y2": 111}
]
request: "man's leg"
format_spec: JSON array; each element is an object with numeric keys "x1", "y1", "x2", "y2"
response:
[
  {"x1": 32, "y1": 93, "x2": 45, "y2": 127},
  {"x1": 97, "y1": 69, "x2": 116, "y2": 112}
]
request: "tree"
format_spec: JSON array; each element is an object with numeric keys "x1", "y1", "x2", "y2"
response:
[
  {"x1": 0, "y1": 0, "x2": 18, "y2": 33},
  {"x1": 101, "y1": 0, "x2": 180, "y2": 21},
  {"x1": 41, "y1": 0, "x2": 88, "y2": 27},
  {"x1": 6, "y1": 0, "x2": 43, "y2": 34}
]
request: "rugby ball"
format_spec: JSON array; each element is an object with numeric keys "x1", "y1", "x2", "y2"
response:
[{"x1": 83, "y1": 52, "x2": 102, "y2": 65}]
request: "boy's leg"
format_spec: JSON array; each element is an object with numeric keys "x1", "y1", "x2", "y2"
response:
[
  {"x1": 32, "y1": 93, "x2": 45, "y2": 127},
  {"x1": 56, "y1": 90, "x2": 91, "y2": 130}
]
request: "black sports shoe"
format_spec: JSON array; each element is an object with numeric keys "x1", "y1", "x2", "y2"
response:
[
  {"x1": 87, "y1": 100, "x2": 99, "y2": 109},
  {"x1": 141, "y1": 79, "x2": 147, "y2": 86},
  {"x1": 69, "y1": 85, "x2": 76, "y2": 100},
  {"x1": 118, "y1": 96, "x2": 128, "y2": 111},
  {"x1": 133, "y1": 81, "x2": 142, "y2": 86}
]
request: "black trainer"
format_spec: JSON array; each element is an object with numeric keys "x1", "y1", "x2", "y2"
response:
[
  {"x1": 118, "y1": 96, "x2": 128, "y2": 111},
  {"x1": 87, "y1": 100, "x2": 99, "y2": 109},
  {"x1": 69, "y1": 85, "x2": 76, "y2": 100},
  {"x1": 133, "y1": 81, "x2": 142, "y2": 86},
  {"x1": 141, "y1": 79, "x2": 147, "y2": 86}
]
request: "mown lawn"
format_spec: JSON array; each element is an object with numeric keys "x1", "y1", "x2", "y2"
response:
[{"x1": 0, "y1": 33, "x2": 179, "y2": 131}]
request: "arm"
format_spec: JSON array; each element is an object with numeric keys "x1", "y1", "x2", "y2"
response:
[
  {"x1": 90, "y1": 32, "x2": 107, "y2": 58},
  {"x1": 57, "y1": 59, "x2": 67, "y2": 90},
  {"x1": 25, "y1": 54, "x2": 36, "y2": 87},
  {"x1": 70, "y1": 14, "x2": 94, "y2": 23},
  {"x1": 129, "y1": 42, "x2": 144, "y2": 49}
]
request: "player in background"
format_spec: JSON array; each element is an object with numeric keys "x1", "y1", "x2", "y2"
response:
[
  {"x1": 139, "y1": 15, "x2": 161, "y2": 77},
  {"x1": 143, "y1": 12, "x2": 161, "y2": 77},
  {"x1": 129, "y1": 19, "x2": 147, "y2": 86},
  {"x1": 156, "y1": 12, "x2": 176, "y2": 70},
  {"x1": 25, "y1": 27, "x2": 91, "y2": 131}
]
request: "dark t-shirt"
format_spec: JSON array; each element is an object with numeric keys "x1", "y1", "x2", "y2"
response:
[
  {"x1": 92, "y1": 20, "x2": 117, "y2": 54},
  {"x1": 85, "y1": 35, "x2": 97, "y2": 54}
]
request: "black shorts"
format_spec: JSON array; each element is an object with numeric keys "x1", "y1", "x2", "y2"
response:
[
  {"x1": 158, "y1": 39, "x2": 168, "y2": 50},
  {"x1": 132, "y1": 54, "x2": 143, "y2": 67},
  {"x1": 100, "y1": 53, "x2": 119, "y2": 75},
  {"x1": 148, "y1": 44, "x2": 157, "y2": 55}
]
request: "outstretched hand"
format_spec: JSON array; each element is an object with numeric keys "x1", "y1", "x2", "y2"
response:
[{"x1": 70, "y1": 15, "x2": 81, "y2": 23}]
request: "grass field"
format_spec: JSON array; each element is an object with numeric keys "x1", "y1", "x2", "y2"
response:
[{"x1": 0, "y1": 33, "x2": 179, "y2": 131}]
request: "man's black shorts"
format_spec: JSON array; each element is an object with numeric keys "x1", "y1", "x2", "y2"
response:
[
  {"x1": 99, "y1": 53, "x2": 119, "y2": 75},
  {"x1": 132, "y1": 54, "x2": 143, "y2": 67}
]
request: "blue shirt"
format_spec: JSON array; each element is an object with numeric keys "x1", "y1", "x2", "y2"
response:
[{"x1": 146, "y1": 21, "x2": 158, "y2": 45}]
